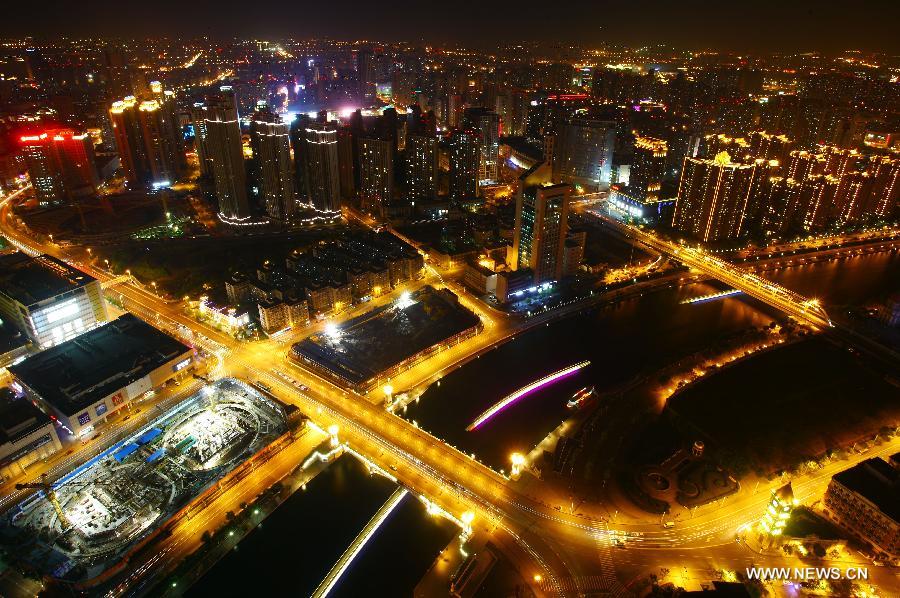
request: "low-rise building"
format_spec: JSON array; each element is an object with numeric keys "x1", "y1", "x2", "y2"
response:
[
  {"x1": 258, "y1": 299, "x2": 289, "y2": 334},
  {"x1": 0, "y1": 392, "x2": 62, "y2": 481},
  {"x1": 823, "y1": 458, "x2": 900, "y2": 558},
  {"x1": 9, "y1": 314, "x2": 194, "y2": 438},
  {"x1": 0, "y1": 253, "x2": 107, "y2": 348}
]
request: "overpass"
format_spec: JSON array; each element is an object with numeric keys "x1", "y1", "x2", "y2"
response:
[{"x1": 588, "y1": 209, "x2": 833, "y2": 329}]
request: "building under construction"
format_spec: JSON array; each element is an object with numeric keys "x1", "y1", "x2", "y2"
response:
[{"x1": 0, "y1": 378, "x2": 287, "y2": 583}]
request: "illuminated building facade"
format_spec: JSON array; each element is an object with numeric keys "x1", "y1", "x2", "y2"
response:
[
  {"x1": 0, "y1": 253, "x2": 107, "y2": 349},
  {"x1": 673, "y1": 152, "x2": 757, "y2": 242},
  {"x1": 824, "y1": 457, "x2": 900, "y2": 558},
  {"x1": 253, "y1": 120, "x2": 295, "y2": 221},
  {"x1": 760, "y1": 483, "x2": 795, "y2": 536},
  {"x1": 553, "y1": 118, "x2": 616, "y2": 190},
  {"x1": 109, "y1": 82, "x2": 183, "y2": 187},
  {"x1": 629, "y1": 136, "x2": 667, "y2": 202},
  {"x1": 449, "y1": 128, "x2": 480, "y2": 200},
  {"x1": 19, "y1": 130, "x2": 98, "y2": 204},
  {"x1": 406, "y1": 134, "x2": 439, "y2": 201},
  {"x1": 514, "y1": 181, "x2": 571, "y2": 283},
  {"x1": 304, "y1": 123, "x2": 341, "y2": 212},
  {"x1": 357, "y1": 136, "x2": 394, "y2": 213},
  {"x1": 204, "y1": 86, "x2": 250, "y2": 220}
]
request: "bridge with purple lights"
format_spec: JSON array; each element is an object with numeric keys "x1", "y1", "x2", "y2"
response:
[{"x1": 466, "y1": 361, "x2": 591, "y2": 431}]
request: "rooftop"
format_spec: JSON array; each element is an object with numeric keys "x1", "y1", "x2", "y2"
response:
[
  {"x1": 833, "y1": 458, "x2": 900, "y2": 522},
  {"x1": 0, "y1": 397, "x2": 51, "y2": 446},
  {"x1": 292, "y1": 286, "x2": 479, "y2": 386},
  {"x1": 0, "y1": 253, "x2": 96, "y2": 308},
  {"x1": 10, "y1": 314, "x2": 191, "y2": 417}
]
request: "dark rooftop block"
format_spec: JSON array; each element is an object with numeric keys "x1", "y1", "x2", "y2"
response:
[
  {"x1": 833, "y1": 458, "x2": 900, "y2": 523},
  {"x1": 292, "y1": 286, "x2": 479, "y2": 386},
  {"x1": 0, "y1": 253, "x2": 96, "y2": 307},
  {"x1": 10, "y1": 314, "x2": 191, "y2": 417}
]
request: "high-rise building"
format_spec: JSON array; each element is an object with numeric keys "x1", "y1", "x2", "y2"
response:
[
  {"x1": 253, "y1": 119, "x2": 295, "y2": 221},
  {"x1": 20, "y1": 130, "x2": 98, "y2": 203},
  {"x1": 357, "y1": 136, "x2": 394, "y2": 212},
  {"x1": 190, "y1": 102, "x2": 212, "y2": 177},
  {"x1": 464, "y1": 108, "x2": 501, "y2": 184},
  {"x1": 357, "y1": 49, "x2": 376, "y2": 101},
  {"x1": 204, "y1": 86, "x2": 250, "y2": 220},
  {"x1": 748, "y1": 131, "x2": 794, "y2": 163},
  {"x1": 448, "y1": 128, "x2": 480, "y2": 201},
  {"x1": 553, "y1": 118, "x2": 616, "y2": 190},
  {"x1": 629, "y1": 136, "x2": 667, "y2": 202},
  {"x1": 304, "y1": 123, "x2": 341, "y2": 212},
  {"x1": 109, "y1": 84, "x2": 184, "y2": 188},
  {"x1": 513, "y1": 169, "x2": 571, "y2": 284},
  {"x1": 495, "y1": 88, "x2": 529, "y2": 137},
  {"x1": 406, "y1": 134, "x2": 439, "y2": 201},
  {"x1": 672, "y1": 152, "x2": 757, "y2": 243},
  {"x1": 337, "y1": 126, "x2": 357, "y2": 201}
]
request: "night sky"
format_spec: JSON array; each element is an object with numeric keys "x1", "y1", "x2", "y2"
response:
[{"x1": 6, "y1": 0, "x2": 900, "y2": 53}]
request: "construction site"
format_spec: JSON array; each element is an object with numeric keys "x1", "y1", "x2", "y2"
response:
[{"x1": 0, "y1": 378, "x2": 288, "y2": 582}]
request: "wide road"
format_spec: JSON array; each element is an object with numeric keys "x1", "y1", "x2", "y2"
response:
[{"x1": 3, "y1": 190, "x2": 898, "y2": 596}]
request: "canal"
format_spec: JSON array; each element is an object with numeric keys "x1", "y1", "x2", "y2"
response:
[
  {"x1": 402, "y1": 249, "x2": 900, "y2": 470},
  {"x1": 187, "y1": 455, "x2": 458, "y2": 597}
]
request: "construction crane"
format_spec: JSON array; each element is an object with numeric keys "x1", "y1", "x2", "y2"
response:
[{"x1": 16, "y1": 473, "x2": 71, "y2": 530}]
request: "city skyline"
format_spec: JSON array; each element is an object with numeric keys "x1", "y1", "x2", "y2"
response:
[
  {"x1": 0, "y1": 22, "x2": 897, "y2": 598},
  {"x1": 2, "y1": 2, "x2": 900, "y2": 54}
]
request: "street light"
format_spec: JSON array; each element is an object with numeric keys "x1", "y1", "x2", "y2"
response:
[{"x1": 510, "y1": 453, "x2": 526, "y2": 478}]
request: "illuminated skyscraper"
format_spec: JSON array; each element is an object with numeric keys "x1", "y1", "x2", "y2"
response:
[
  {"x1": 629, "y1": 136, "x2": 667, "y2": 202},
  {"x1": 204, "y1": 86, "x2": 250, "y2": 220},
  {"x1": 672, "y1": 152, "x2": 757, "y2": 242},
  {"x1": 109, "y1": 84, "x2": 184, "y2": 188},
  {"x1": 513, "y1": 176, "x2": 571, "y2": 284},
  {"x1": 304, "y1": 123, "x2": 341, "y2": 212},
  {"x1": 20, "y1": 130, "x2": 98, "y2": 203},
  {"x1": 253, "y1": 120, "x2": 295, "y2": 221},
  {"x1": 448, "y1": 128, "x2": 480, "y2": 201},
  {"x1": 406, "y1": 134, "x2": 438, "y2": 201},
  {"x1": 553, "y1": 118, "x2": 616, "y2": 190},
  {"x1": 357, "y1": 136, "x2": 394, "y2": 213},
  {"x1": 464, "y1": 108, "x2": 501, "y2": 184}
]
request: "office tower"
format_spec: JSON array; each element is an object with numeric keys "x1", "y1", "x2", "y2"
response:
[
  {"x1": 304, "y1": 123, "x2": 341, "y2": 212},
  {"x1": 204, "y1": 86, "x2": 250, "y2": 220},
  {"x1": 110, "y1": 86, "x2": 184, "y2": 188},
  {"x1": 748, "y1": 131, "x2": 794, "y2": 163},
  {"x1": 629, "y1": 136, "x2": 667, "y2": 202},
  {"x1": 406, "y1": 134, "x2": 439, "y2": 201},
  {"x1": 357, "y1": 136, "x2": 394, "y2": 212},
  {"x1": 20, "y1": 130, "x2": 99, "y2": 203},
  {"x1": 553, "y1": 118, "x2": 616, "y2": 190},
  {"x1": 448, "y1": 128, "x2": 480, "y2": 201},
  {"x1": 672, "y1": 152, "x2": 757, "y2": 243},
  {"x1": 464, "y1": 108, "x2": 501, "y2": 184},
  {"x1": 513, "y1": 180, "x2": 571, "y2": 283},
  {"x1": 337, "y1": 127, "x2": 356, "y2": 201},
  {"x1": 253, "y1": 120, "x2": 295, "y2": 221}
]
